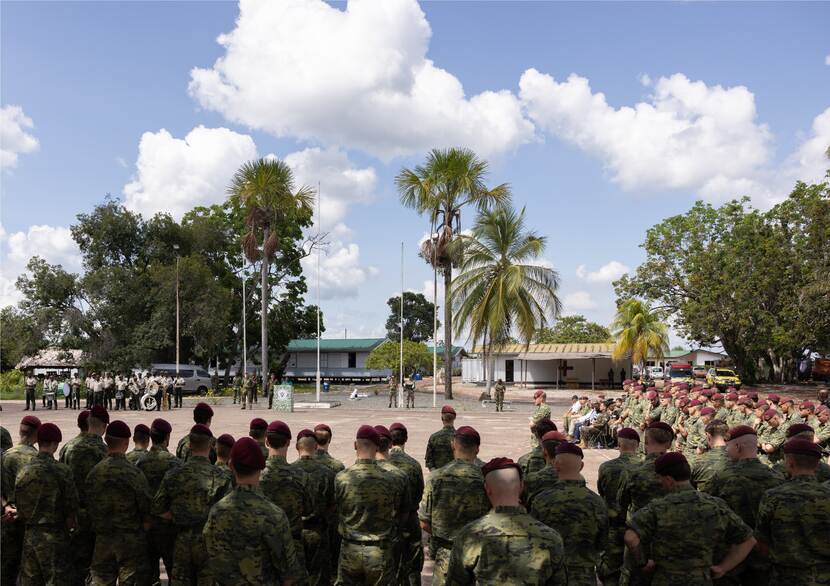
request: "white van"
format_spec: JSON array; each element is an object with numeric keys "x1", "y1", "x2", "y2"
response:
[{"x1": 136, "y1": 363, "x2": 214, "y2": 394}]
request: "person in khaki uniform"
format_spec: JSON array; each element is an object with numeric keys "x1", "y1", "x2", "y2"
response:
[{"x1": 494, "y1": 379, "x2": 506, "y2": 412}]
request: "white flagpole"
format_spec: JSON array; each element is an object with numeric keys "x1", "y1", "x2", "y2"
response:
[
  {"x1": 242, "y1": 245, "x2": 247, "y2": 378},
  {"x1": 432, "y1": 225, "x2": 437, "y2": 408},
  {"x1": 399, "y1": 241, "x2": 404, "y2": 406},
  {"x1": 316, "y1": 181, "x2": 321, "y2": 403}
]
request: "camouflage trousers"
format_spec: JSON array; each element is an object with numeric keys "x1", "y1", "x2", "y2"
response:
[
  {"x1": 566, "y1": 564, "x2": 598, "y2": 586},
  {"x1": 147, "y1": 520, "x2": 176, "y2": 585},
  {"x1": 598, "y1": 525, "x2": 626, "y2": 586},
  {"x1": 769, "y1": 564, "x2": 830, "y2": 586},
  {"x1": 21, "y1": 525, "x2": 73, "y2": 585},
  {"x1": 388, "y1": 390, "x2": 398, "y2": 408},
  {"x1": 172, "y1": 527, "x2": 211, "y2": 585},
  {"x1": 335, "y1": 539, "x2": 395, "y2": 586},
  {"x1": 301, "y1": 524, "x2": 329, "y2": 586},
  {"x1": 431, "y1": 544, "x2": 453, "y2": 586},
  {"x1": 90, "y1": 530, "x2": 149, "y2": 586},
  {"x1": 70, "y1": 520, "x2": 96, "y2": 586},
  {"x1": 405, "y1": 391, "x2": 415, "y2": 409},
  {"x1": 398, "y1": 517, "x2": 424, "y2": 586},
  {"x1": 1, "y1": 520, "x2": 24, "y2": 586},
  {"x1": 495, "y1": 391, "x2": 505, "y2": 411}
]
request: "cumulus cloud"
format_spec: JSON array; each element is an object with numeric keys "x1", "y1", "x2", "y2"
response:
[
  {"x1": 1, "y1": 105, "x2": 39, "y2": 170},
  {"x1": 562, "y1": 290, "x2": 597, "y2": 311},
  {"x1": 783, "y1": 107, "x2": 830, "y2": 186},
  {"x1": 123, "y1": 126, "x2": 257, "y2": 220},
  {"x1": 825, "y1": 54, "x2": 830, "y2": 66},
  {"x1": 188, "y1": 0, "x2": 534, "y2": 159},
  {"x1": 301, "y1": 241, "x2": 379, "y2": 300},
  {"x1": 577, "y1": 260, "x2": 630, "y2": 283}
]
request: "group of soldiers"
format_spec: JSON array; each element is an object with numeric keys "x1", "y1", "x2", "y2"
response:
[
  {"x1": 2, "y1": 382, "x2": 829, "y2": 586},
  {"x1": 387, "y1": 376, "x2": 417, "y2": 409}
]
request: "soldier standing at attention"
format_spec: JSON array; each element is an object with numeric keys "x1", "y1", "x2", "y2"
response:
[
  {"x1": 419, "y1": 426, "x2": 490, "y2": 586},
  {"x1": 14, "y1": 423, "x2": 79, "y2": 585},
  {"x1": 137, "y1": 418, "x2": 179, "y2": 585},
  {"x1": 530, "y1": 390, "x2": 552, "y2": 447},
  {"x1": 204, "y1": 437, "x2": 305, "y2": 584},
  {"x1": 522, "y1": 430, "x2": 566, "y2": 509},
  {"x1": 241, "y1": 372, "x2": 255, "y2": 410},
  {"x1": 58, "y1": 411, "x2": 89, "y2": 462},
  {"x1": 405, "y1": 376, "x2": 416, "y2": 409},
  {"x1": 493, "y1": 378, "x2": 506, "y2": 412},
  {"x1": 154, "y1": 424, "x2": 232, "y2": 585},
  {"x1": 388, "y1": 422, "x2": 426, "y2": 586},
  {"x1": 446, "y1": 458, "x2": 567, "y2": 585},
  {"x1": 177, "y1": 402, "x2": 216, "y2": 463},
  {"x1": 86, "y1": 420, "x2": 152, "y2": 585},
  {"x1": 755, "y1": 439, "x2": 830, "y2": 584},
  {"x1": 531, "y1": 443, "x2": 608, "y2": 585},
  {"x1": 174, "y1": 372, "x2": 185, "y2": 408},
  {"x1": 374, "y1": 425, "x2": 412, "y2": 580},
  {"x1": 314, "y1": 423, "x2": 345, "y2": 473},
  {"x1": 232, "y1": 372, "x2": 242, "y2": 404},
  {"x1": 24, "y1": 371, "x2": 37, "y2": 411},
  {"x1": 249, "y1": 418, "x2": 269, "y2": 459},
  {"x1": 425, "y1": 405, "x2": 457, "y2": 471},
  {"x1": 624, "y1": 452, "x2": 756, "y2": 585},
  {"x1": 215, "y1": 433, "x2": 236, "y2": 484},
  {"x1": 126, "y1": 423, "x2": 150, "y2": 465},
  {"x1": 1, "y1": 415, "x2": 40, "y2": 586},
  {"x1": 388, "y1": 375, "x2": 398, "y2": 408},
  {"x1": 518, "y1": 418, "x2": 557, "y2": 478},
  {"x1": 690, "y1": 419, "x2": 730, "y2": 492},
  {"x1": 260, "y1": 420, "x2": 313, "y2": 571}
]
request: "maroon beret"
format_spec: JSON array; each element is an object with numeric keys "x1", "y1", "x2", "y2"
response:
[
  {"x1": 37, "y1": 422, "x2": 61, "y2": 443},
  {"x1": 389, "y1": 422, "x2": 407, "y2": 432},
  {"x1": 699, "y1": 407, "x2": 716, "y2": 416},
  {"x1": 533, "y1": 390, "x2": 544, "y2": 399},
  {"x1": 151, "y1": 418, "x2": 172, "y2": 435},
  {"x1": 455, "y1": 426, "x2": 481, "y2": 445},
  {"x1": 689, "y1": 399, "x2": 702, "y2": 407},
  {"x1": 727, "y1": 425, "x2": 757, "y2": 440},
  {"x1": 193, "y1": 402, "x2": 214, "y2": 423},
  {"x1": 647, "y1": 421, "x2": 674, "y2": 436},
  {"x1": 654, "y1": 451, "x2": 689, "y2": 476},
  {"x1": 785, "y1": 423, "x2": 814, "y2": 438},
  {"x1": 736, "y1": 397, "x2": 752, "y2": 406},
  {"x1": 374, "y1": 425, "x2": 392, "y2": 440},
  {"x1": 21, "y1": 415, "x2": 41, "y2": 429},
  {"x1": 555, "y1": 442, "x2": 584, "y2": 458},
  {"x1": 355, "y1": 424, "x2": 380, "y2": 445},
  {"x1": 701, "y1": 389, "x2": 715, "y2": 398},
  {"x1": 783, "y1": 438, "x2": 822, "y2": 459},
  {"x1": 481, "y1": 457, "x2": 522, "y2": 479},
  {"x1": 250, "y1": 418, "x2": 268, "y2": 431},
  {"x1": 541, "y1": 430, "x2": 568, "y2": 443},
  {"x1": 216, "y1": 433, "x2": 235, "y2": 448},
  {"x1": 77, "y1": 410, "x2": 90, "y2": 426},
  {"x1": 818, "y1": 405, "x2": 830, "y2": 414},
  {"x1": 314, "y1": 423, "x2": 332, "y2": 434},
  {"x1": 780, "y1": 397, "x2": 795, "y2": 405},
  {"x1": 296, "y1": 429, "x2": 316, "y2": 441},
  {"x1": 748, "y1": 391, "x2": 759, "y2": 401},
  {"x1": 133, "y1": 424, "x2": 150, "y2": 437},
  {"x1": 800, "y1": 401, "x2": 815, "y2": 410},
  {"x1": 441, "y1": 405, "x2": 457, "y2": 415},
  {"x1": 266, "y1": 420, "x2": 290, "y2": 437},
  {"x1": 711, "y1": 393, "x2": 723, "y2": 401},
  {"x1": 660, "y1": 392, "x2": 671, "y2": 399},
  {"x1": 617, "y1": 427, "x2": 640, "y2": 442},
  {"x1": 725, "y1": 392, "x2": 738, "y2": 400},
  {"x1": 106, "y1": 420, "x2": 131, "y2": 439},
  {"x1": 646, "y1": 390, "x2": 658, "y2": 400},
  {"x1": 762, "y1": 409, "x2": 778, "y2": 421},
  {"x1": 230, "y1": 436, "x2": 266, "y2": 470},
  {"x1": 767, "y1": 393, "x2": 780, "y2": 402},
  {"x1": 190, "y1": 423, "x2": 213, "y2": 437},
  {"x1": 90, "y1": 405, "x2": 109, "y2": 424}
]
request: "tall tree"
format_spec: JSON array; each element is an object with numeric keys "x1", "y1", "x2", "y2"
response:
[
  {"x1": 611, "y1": 299, "x2": 669, "y2": 374},
  {"x1": 397, "y1": 147, "x2": 510, "y2": 399},
  {"x1": 228, "y1": 159, "x2": 315, "y2": 390},
  {"x1": 536, "y1": 315, "x2": 610, "y2": 344},
  {"x1": 384, "y1": 291, "x2": 440, "y2": 342},
  {"x1": 452, "y1": 206, "x2": 561, "y2": 393},
  {"x1": 366, "y1": 339, "x2": 433, "y2": 379}
]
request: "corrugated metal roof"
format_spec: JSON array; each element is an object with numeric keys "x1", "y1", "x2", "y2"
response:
[
  {"x1": 472, "y1": 343, "x2": 617, "y2": 354},
  {"x1": 427, "y1": 345, "x2": 466, "y2": 355},
  {"x1": 287, "y1": 338, "x2": 387, "y2": 352}
]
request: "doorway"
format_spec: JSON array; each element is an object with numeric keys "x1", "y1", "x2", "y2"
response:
[{"x1": 505, "y1": 359, "x2": 514, "y2": 383}]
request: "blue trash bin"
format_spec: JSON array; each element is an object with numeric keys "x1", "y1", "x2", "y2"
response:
[
  {"x1": 323, "y1": 382, "x2": 330, "y2": 393},
  {"x1": 414, "y1": 373, "x2": 422, "y2": 381}
]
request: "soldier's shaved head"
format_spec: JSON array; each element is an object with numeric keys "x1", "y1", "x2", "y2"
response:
[
  {"x1": 553, "y1": 453, "x2": 583, "y2": 479},
  {"x1": 726, "y1": 434, "x2": 758, "y2": 462},
  {"x1": 354, "y1": 438, "x2": 378, "y2": 458},
  {"x1": 484, "y1": 467, "x2": 522, "y2": 507},
  {"x1": 296, "y1": 436, "x2": 318, "y2": 455},
  {"x1": 617, "y1": 438, "x2": 639, "y2": 453}
]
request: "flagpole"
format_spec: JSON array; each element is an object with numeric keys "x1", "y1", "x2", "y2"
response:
[
  {"x1": 432, "y1": 223, "x2": 437, "y2": 408},
  {"x1": 242, "y1": 245, "x2": 247, "y2": 379},
  {"x1": 399, "y1": 241, "x2": 404, "y2": 406},
  {"x1": 316, "y1": 181, "x2": 321, "y2": 403}
]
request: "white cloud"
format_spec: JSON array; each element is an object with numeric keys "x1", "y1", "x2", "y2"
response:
[
  {"x1": 301, "y1": 241, "x2": 379, "y2": 300},
  {"x1": 577, "y1": 260, "x2": 630, "y2": 283},
  {"x1": 825, "y1": 54, "x2": 830, "y2": 66},
  {"x1": 1, "y1": 105, "x2": 39, "y2": 170},
  {"x1": 520, "y1": 70, "x2": 772, "y2": 198},
  {"x1": 123, "y1": 126, "x2": 257, "y2": 220},
  {"x1": 188, "y1": 0, "x2": 534, "y2": 160},
  {"x1": 783, "y1": 107, "x2": 830, "y2": 186},
  {"x1": 562, "y1": 290, "x2": 597, "y2": 311}
]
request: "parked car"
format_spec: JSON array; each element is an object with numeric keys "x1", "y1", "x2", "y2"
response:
[
  {"x1": 692, "y1": 366, "x2": 708, "y2": 379},
  {"x1": 668, "y1": 363, "x2": 694, "y2": 385},
  {"x1": 136, "y1": 363, "x2": 213, "y2": 394},
  {"x1": 707, "y1": 367, "x2": 742, "y2": 390},
  {"x1": 647, "y1": 366, "x2": 664, "y2": 380}
]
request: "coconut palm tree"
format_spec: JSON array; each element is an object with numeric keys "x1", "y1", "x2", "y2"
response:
[
  {"x1": 611, "y1": 298, "x2": 669, "y2": 374},
  {"x1": 228, "y1": 158, "x2": 314, "y2": 393},
  {"x1": 452, "y1": 206, "x2": 561, "y2": 394},
  {"x1": 396, "y1": 148, "x2": 510, "y2": 399}
]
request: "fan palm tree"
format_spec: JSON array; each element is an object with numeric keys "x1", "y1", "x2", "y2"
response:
[
  {"x1": 611, "y1": 298, "x2": 669, "y2": 374},
  {"x1": 452, "y1": 206, "x2": 561, "y2": 393},
  {"x1": 396, "y1": 148, "x2": 510, "y2": 399},
  {"x1": 228, "y1": 158, "x2": 314, "y2": 392}
]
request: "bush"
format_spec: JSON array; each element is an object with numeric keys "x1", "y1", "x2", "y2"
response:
[{"x1": 0, "y1": 369, "x2": 25, "y2": 400}]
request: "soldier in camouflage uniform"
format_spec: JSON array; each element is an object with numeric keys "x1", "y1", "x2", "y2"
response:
[
  {"x1": 214, "y1": 433, "x2": 236, "y2": 485},
  {"x1": 335, "y1": 425, "x2": 403, "y2": 585},
  {"x1": 153, "y1": 424, "x2": 232, "y2": 585},
  {"x1": 419, "y1": 426, "x2": 490, "y2": 586},
  {"x1": 518, "y1": 418, "x2": 557, "y2": 479},
  {"x1": 136, "y1": 418, "x2": 180, "y2": 585},
  {"x1": 232, "y1": 373, "x2": 242, "y2": 404},
  {"x1": 494, "y1": 379, "x2": 506, "y2": 412},
  {"x1": 14, "y1": 423, "x2": 79, "y2": 585},
  {"x1": 597, "y1": 428, "x2": 642, "y2": 586},
  {"x1": 815, "y1": 405, "x2": 830, "y2": 453},
  {"x1": 425, "y1": 405, "x2": 457, "y2": 471},
  {"x1": 260, "y1": 420, "x2": 313, "y2": 572},
  {"x1": 446, "y1": 458, "x2": 567, "y2": 585},
  {"x1": 388, "y1": 422, "x2": 426, "y2": 586},
  {"x1": 531, "y1": 442, "x2": 608, "y2": 585},
  {"x1": 772, "y1": 423, "x2": 830, "y2": 482},
  {"x1": 1, "y1": 416, "x2": 40, "y2": 586},
  {"x1": 241, "y1": 372, "x2": 255, "y2": 410},
  {"x1": 755, "y1": 439, "x2": 830, "y2": 585},
  {"x1": 690, "y1": 419, "x2": 730, "y2": 493},
  {"x1": 388, "y1": 376, "x2": 398, "y2": 408},
  {"x1": 624, "y1": 452, "x2": 756, "y2": 586},
  {"x1": 582, "y1": 401, "x2": 612, "y2": 447},
  {"x1": 521, "y1": 430, "x2": 565, "y2": 510},
  {"x1": 86, "y1": 420, "x2": 152, "y2": 585},
  {"x1": 0, "y1": 425, "x2": 12, "y2": 452},
  {"x1": 314, "y1": 422, "x2": 345, "y2": 576},
  {"x1": 405, "y1": 376, "x2": 416, "y2": 409},
  {"x1": 203, "y1": 437, "x2": 306, "y2": 585},
  {"x1": 375, "y1": 425, "x2": 413, "y2": 581},
  {"x1": 176, "y1": 402, "x2": 217, "y2": 463},
  {"x1": 758, "y1": 410, "x2": 785, "y2": 467},
  {"x1": 530, "y1": 390, "x2": 552, "y2": 447},
  {"x1": 126, "y1": 423, "x2": 150, "y2": 464},
  {"x1": 249, "y1": 417, "x2": 269, "y2": 459}
]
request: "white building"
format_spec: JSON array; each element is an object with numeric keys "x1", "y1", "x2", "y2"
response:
[
  {"x1": 646, "y1": 348, "x2": 728, "y2": 369},
  {"x1": 283, "y1": 338, "x2": 391, "y2": 382},
  {"x1": 462, "y1": 343, "x2": 633, "y2": 390}
]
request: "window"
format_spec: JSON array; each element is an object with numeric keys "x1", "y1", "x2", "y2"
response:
[{"x1": 348, "y1": 352, "x2": 357, "y2": 368}]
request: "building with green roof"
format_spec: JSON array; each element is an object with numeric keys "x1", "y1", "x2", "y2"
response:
[{"x1": 284, "y1": 338, "x2": 391, "y2": 382}]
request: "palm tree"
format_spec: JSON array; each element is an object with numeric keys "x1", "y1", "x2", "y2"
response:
[
  {"x1": 611, "y1": 298, "x2": 669, "y2": 375},
  {"x1": 228, "y1": 159, "x2": 314, "y2": 393},
  {"x1": 452, "y1": 206, "x2": 562, "y2": 394},
  {"x1": 396, "y1": 148, "x2": 510, "y2": 399}
]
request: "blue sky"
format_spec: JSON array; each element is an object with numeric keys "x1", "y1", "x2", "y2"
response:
[{"x1": 2, "y1": 1, "x2": 829, "y2": 347}]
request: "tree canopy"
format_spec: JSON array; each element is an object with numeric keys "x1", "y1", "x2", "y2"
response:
[
  {"x1": 365, "y1": 339, "x2": 433, "y2": 378},
  {"x1": 536, "y1": 315, "x2": 610, "y2": 344},
  {"x1": 384, "y1": 291, "x2": 439, "y2": 343}
]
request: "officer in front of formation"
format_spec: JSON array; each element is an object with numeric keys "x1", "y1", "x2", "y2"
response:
[{"x1": 425, "y1": 405, "x2": 456, "y2": 471}]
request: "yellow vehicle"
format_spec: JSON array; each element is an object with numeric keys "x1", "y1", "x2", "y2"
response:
[{"x1": 706, "y1": 367, "x2": 742, "y2": 390}]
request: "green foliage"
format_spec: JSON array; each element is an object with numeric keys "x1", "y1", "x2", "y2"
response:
[
  {"x1": 536, "y1": 315, "x2": 610, "y2": 344},
  {"x1": 0, "y1": 307, "x2": 42, "y2": 371},
  {"x1": 0, "y1": 369, "x2": 25, "y2": 399},
  {"x1": 385, "y1": 291, "x2": 439, "y2": 343},
  {"x1": 366, "y1": 340, "x2": 433, "y2": 378},
  {"x1": 611, "y1": 299, "x2": 669, "y2": 367}
]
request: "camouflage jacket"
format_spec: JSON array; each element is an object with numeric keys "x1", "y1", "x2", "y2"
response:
[
  {"x1": 517, "y1": 446, "x2": 546, "y2": 479},
  {"x1": 57, "y1": 432, "x2": 85, "y2": 462},
  {"x1": 617, "y1": 452, "x2": 669, "y2": 522},
  {"x1": 419, "y1": 459, "x2": 490, "y2": 544},
  {"x1": 260, "y1": 455, "x2": 313, "y2": 538},
  {"x1": 203, "y1": 485, "x2": 306, "y2": 585},
  {"x1": 125, "y1": 447, "x2": 148, "y2": 465},
  {"x1": 176, "y1": 434, "x2": 217, "y2": 464},
  {"x1": 425, "y1": 425, "x2": 456, "y2": 471},
  {"x1": 446, "y1": 505, "x2": 567, "y2": 585},
  {"x1": 378, "y1": 458, "x2": 412, "y2": 525},
  {"x1": 706, "y1": 458, "x2": 784, "y2": 527},
  {"x1": 315, "y1": 449, "x2": 345, "y2": 474},
  {"x1": 292, "y1": 455, "x2": 336, "y2": 525},
  {"x1": 153, "y1": 455, "x2": 232, "y2": 529},
  {"x1": 1, "y1": 443, "x2": 37, "y2": 503},
  {"x1": 597, "y1": 452, "x2": 642, "y2": 526},
  {"x1": 61, "y1": 434, "x2": 106, "y2": 516},
  {"x1": 758, "y1": 426, "x2": 785, "y2": 466},
  {"x1": 521, "y1": 465, "x2": 559, "y2": 510},
  {"x1": 136, "y1": 445, "x2": 181, "y2": 495},
  {"x1": 755, "y1": 476, "x2": 830, "y2": 570},
  {"x1": 629, "y1": 487, "x2": 752, "y2": 583},
  {"x1": 335, "y1": 458, "x2": 401, "y2": 542},
  {"x1": 690, "y1": 445, "x2": 729, "y2": 493},
  {"x1": 772, "y1": 459, "x2": 830, "y2": 483},
  {"x1": 15, "y1": 452, "x2": 79, "y2": 526},
  {"x1": 86, "y1": 453, "x2": 151, "y2": 533},
  {"x1": 388, "y1": 446, "x2": 425, "y2": 512},
  {"x1": 530, "y1": 479, "x2": 608, "y2": 570}
]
